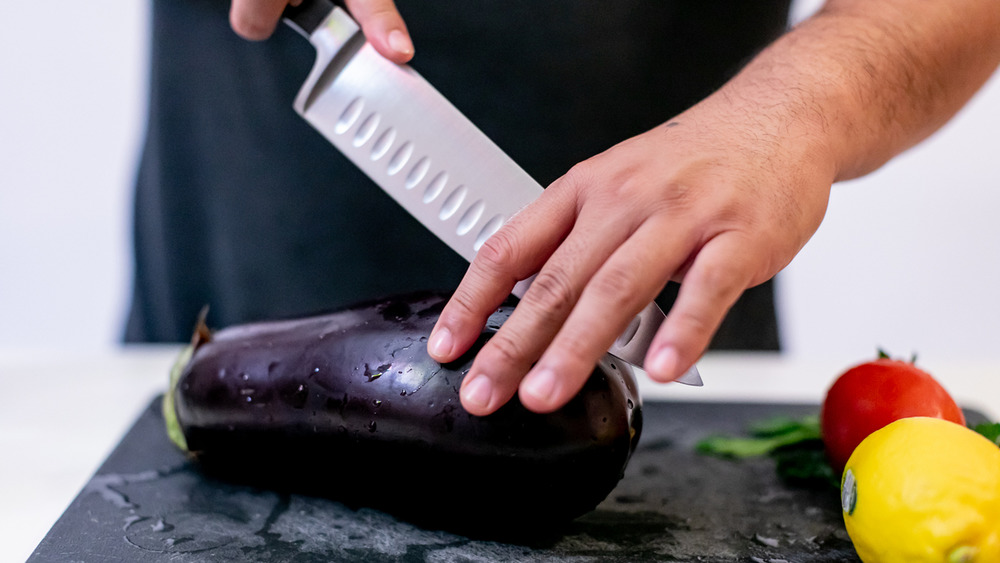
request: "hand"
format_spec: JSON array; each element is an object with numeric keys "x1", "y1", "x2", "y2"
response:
[
  {"x1": 426, "y1": 93, "x2": 834, "y2": 416},
  {"x1": 229, "y1": 0, "x2": 415, "y2": 64}
]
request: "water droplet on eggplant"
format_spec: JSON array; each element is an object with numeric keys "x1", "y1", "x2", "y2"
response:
[
  {"x1": 368, "y1": 421, "x2": 377, "y2": 432},
  {"x1": 363, "y1": 363, "x2": 385, "y2": 382}
]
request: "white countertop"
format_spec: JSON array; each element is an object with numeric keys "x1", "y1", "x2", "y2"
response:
[{"x1": 2, "y1": 347, "x2": 996, "y2": 562}]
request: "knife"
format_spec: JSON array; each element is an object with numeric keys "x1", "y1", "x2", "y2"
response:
[{"x1": 282, "y1": 0, "x2": 702, "y2": 386}]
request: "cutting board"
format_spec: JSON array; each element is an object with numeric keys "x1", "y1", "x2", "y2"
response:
[{"x1": 29, "y1": 398, "x2": 868, "y2": 562}]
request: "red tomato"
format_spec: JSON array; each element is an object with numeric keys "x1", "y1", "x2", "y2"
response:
[{"x1": 820, "y1": 356, "x2": 965, "y2": 474}]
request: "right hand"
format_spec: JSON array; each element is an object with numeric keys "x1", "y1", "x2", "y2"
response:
[{"x1": 229, "y1": 0, "x2": 414, "y2": 64}]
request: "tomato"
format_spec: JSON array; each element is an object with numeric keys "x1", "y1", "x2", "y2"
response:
[{"x1": 820, "y1": 355, "x2": 965, "y2": 474}]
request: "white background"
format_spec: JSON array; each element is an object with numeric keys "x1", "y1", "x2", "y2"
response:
[
  {"x1": 1, "y1": 3, "x2": 998, "y2": 560},
  {"x1": 1, "y1": 1, "x2": 998, "y2": 365}
]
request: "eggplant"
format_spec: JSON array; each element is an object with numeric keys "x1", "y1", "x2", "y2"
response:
[{"x1": 165, "y1": 292, "x2": 642, "y2": 534}]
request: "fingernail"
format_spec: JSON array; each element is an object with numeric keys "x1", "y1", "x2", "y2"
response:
[
  {"x1": 388, "y1": 29, "x2": 413, "y2": 56},
  {"x1": 428, "y1": 328, "x2": 453, "y2": 359},
  {"x1": 647, "y1": 347, "x2": 679, "y2": 382},
  {"x1": 522, "y1": 368, "x2": 558, "y2": 403},
  {"x1": 461, "y1": 376, "x2": 493, "y2": 410}
]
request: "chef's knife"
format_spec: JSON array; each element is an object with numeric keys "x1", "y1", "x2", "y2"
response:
[{"x1": 282, "y1": 0, "x2": 702, "y2": 386}]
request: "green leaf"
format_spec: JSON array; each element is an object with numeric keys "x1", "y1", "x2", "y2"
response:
[
  {"x1": 748, "y1": 414, "x2": 819, "y2": 437},
  {"x1": 696, "y1": 416, "x2": 821, "y2": 458},
  {"x1": 772, "y1": 441, "x2": 840, "y2": 489},
  {"x1": 696, "y1": 415, "x2": 837, "y2": 489},
  {"x1": 875, "y1": 348, "x2": 917, "y2": 363},
  {"x1": 972, "y1": 422, "x2": 1000, "y2": 446}
]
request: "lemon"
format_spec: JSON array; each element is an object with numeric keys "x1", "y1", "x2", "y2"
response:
[{"x1": 841, "y1": 416, "x2": 1000, "y2": 562}]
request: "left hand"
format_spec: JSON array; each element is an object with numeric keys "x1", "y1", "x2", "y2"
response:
[{"x1": 426, "y1": 93, "x2": 834, "y2": 416}]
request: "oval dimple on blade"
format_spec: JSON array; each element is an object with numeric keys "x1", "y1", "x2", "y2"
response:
[
  {"x1": 439, "y1": 185, "x2": 467, "y2": 221},
  {"x1": 334, "y1": 97, "x2": 364, "y2": 135}
]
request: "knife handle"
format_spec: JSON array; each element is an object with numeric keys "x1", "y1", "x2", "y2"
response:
[{"x1": 284, "y1": 0, "x2": 337, "y2": 38}]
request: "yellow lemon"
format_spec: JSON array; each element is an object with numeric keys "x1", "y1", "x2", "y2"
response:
[{"x1": 841, "y1": 416, "x2": 1000, "y2": 562}]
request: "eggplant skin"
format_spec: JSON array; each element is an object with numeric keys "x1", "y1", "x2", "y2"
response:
[{"x1": 169, "y1": 292, "x2": 642, "y2": 533}]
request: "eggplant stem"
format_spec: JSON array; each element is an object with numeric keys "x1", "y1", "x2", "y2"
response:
[{"x1": 163, "y1": 344, "x2": 195, "y2": 452}]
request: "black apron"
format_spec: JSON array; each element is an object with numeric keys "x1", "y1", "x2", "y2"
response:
[{"x1": 126, "y1": 0, "x2": 790, "y2": 347}]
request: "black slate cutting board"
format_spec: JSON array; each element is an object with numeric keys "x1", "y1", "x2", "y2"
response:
[{"x1": 30, "y1": 398, "x2": 864, "y2": 562}]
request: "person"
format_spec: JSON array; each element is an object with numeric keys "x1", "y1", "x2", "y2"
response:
[
  {"x1": 129, "y1": 0, "x2": 1000, "y2": 419},
  {"x1": 128, "y1": 3, "x2": 786, "y2": 348}
]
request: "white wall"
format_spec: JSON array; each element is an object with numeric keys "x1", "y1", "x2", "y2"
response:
[
  {"x1": 0, "y1": 1, "x2": 147, "y2": 350},
  {"x1": 778, "y1": 71, "x2": 1000, "y2": 363},
  {"x1": 1, "y1": 1, "x2": 998, "y2": 367},
  {"x1": 777, "y1": 0, "x2": 1000, "y2": 366}
]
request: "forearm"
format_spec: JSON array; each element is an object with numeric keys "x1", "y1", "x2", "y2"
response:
[{"x1": 709, "y1": 0, "x2": 1000, "y2": 182}]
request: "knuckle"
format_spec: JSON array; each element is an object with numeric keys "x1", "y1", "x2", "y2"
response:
[
  {"x1": 444, "y1": 289, "x2": 479, "y2": 318},
  {"x1": 695, "y1": 260, "x2": 745, "y2": 301},
  {"x1": 655, "y1": 181, "x2": 697, "y2": 214},
  {"x1": 589, "y1": 263, "x2": 643, "y2": 308},
  {"x1": 673, "y1": 306, "x2": 717, "y2": 340},
  {"x1": 475, "y1": 227, "x2": 520, "y2": 272},
  {"x1": 370, "y1": 5, "x2": 400, "y2": 20},
  {"x1": 526, "y1": 269, "x2": 577, "y2": 315},
  {"x1": 558, "y1": 162, "x2": 594, "y2": 192},
  {"x1": 548, "y1": 332, "x2": 594, "y2": 363},
  {"x1": 484, "y1": 332, "x2": 531, "y2": 370}
]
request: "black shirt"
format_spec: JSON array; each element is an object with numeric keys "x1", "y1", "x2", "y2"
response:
[{"x1": 125, "y1": 0, "x2": 790, "y2": 347}]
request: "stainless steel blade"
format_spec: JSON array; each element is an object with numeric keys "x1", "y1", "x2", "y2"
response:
[{"x1": 287, "y1": 6, "x2": 701, "y2": 386}]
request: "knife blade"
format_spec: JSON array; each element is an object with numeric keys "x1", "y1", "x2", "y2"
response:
[{"x1": 283, "y1": 0, "x2": 702, "y2": 387}]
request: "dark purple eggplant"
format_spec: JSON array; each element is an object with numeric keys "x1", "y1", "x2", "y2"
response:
[{"x1": 165, "y1": 292, "x2": 642, "y2": 534}]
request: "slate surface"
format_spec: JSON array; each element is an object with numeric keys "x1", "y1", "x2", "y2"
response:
[{"x1": 29, "y1": 398, "x2": 866, "y2": 562}]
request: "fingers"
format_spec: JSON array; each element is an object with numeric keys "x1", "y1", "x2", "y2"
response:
[
  {"x1": 429, "y1": 184, "x2": 578, "y2": 364},
  {"x1": 443, "y1": 194, "x2": 758, "y2": 416},
  {"x1": 230, "y1": 0, "x2": 291, "y2": 41},
  {"x1": 514, "y1": 215, "x2": 698, "y2": 413},
  {"x1": 429, "y1": 185, "x2": 580, "y2": 415},
  {"x1": 458, "y1": 212, "x2": 637, "y2": 415},
  {"x1": 644, "y1": 234, "x2": 756, "y2": 383},
  {"x1": 230, "y1": 0, "x2": 414, "y2": 64},
  {"x1": 343, "y1": 0, "x2": 414, "y2": 63}
]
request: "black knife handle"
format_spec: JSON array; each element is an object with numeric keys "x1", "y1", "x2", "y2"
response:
[{"x1": 283, "y1": 0, "x2": 338, "y2": 37}]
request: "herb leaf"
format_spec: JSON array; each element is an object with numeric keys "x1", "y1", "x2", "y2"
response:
[
  {"x1": 696, "y1": 415, "x2": 837, "y2": 488},
  {"x1": 973, "y1": 422, "x2": 1000, "y2": 446},
  {"x1": 696, "y1": 415, "x2": 821, "y2": 458}
]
